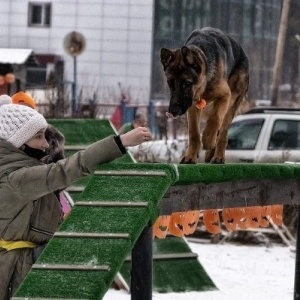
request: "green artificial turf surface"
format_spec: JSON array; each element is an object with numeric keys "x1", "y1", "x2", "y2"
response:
[{"x1": 18, "y1": 119, "x2": 300, "y2": 299}]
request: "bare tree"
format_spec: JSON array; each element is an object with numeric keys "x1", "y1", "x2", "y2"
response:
[{"x1": 271, "y1": 0, "x2": 291, "y2": 106}]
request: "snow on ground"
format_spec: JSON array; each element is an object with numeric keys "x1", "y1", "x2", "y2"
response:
[{"x1": 103, "y1": 241, "x2": 295, "y2": 300}]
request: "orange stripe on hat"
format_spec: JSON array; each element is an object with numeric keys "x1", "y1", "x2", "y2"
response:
[{"x1": 11, "y1": 91, "x2": 36, "y2": 109}]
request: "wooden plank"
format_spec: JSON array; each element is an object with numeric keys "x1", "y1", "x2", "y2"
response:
[
  {"x1": 54, "y1": 232, "x2": 130, "y2": 239},
  {"x1": 269, "y1": 219, "x2": 294, "y2": 247},
  {"x1": 32, "y1": 264, "x2": 109, "y2": 271},
  {"x1": 125, "y1": 252, "x2": 198, "y2": 261},
  {"x1": 66, "y1": 186, "x2": 84, "y2": 192},
  {"x1": 75, "y1": 201, "x2": 149, "y2": 207},
  {"x1": 159, "y1": 179, "x2": 300, "y2": 214},
  {"x1": 94, "y1": 170, "x2": 167, "y2": 177}
]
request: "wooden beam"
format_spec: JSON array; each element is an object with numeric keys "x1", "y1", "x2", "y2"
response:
[{"x1": 159, "y1": 179, "x2": 300, "y2": 214}]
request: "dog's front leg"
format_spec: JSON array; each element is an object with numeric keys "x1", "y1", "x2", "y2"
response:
[
  {"x1": 202, "y1": 93, "x2": 230, "y2": 163},
  {"x1": 180, "y1": 105, "x2": 202, "y2": 164}
]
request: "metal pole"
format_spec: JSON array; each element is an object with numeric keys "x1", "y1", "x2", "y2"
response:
[
  {"x1": 294, "y1": 209, "x2": 300, "y2": 299},
  {"x1": 72, "y1": 55, "x2": 77, "y2": 116},
  {"x1": 131, "y1": 224, "x2": 153, "y2": 300}
]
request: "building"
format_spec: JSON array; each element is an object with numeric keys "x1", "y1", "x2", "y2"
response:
[
  {"x1": 0, "y1": 0, "x2": 281, "y2": 113},
  {"x1": 151, "y1": 0, "x2": 282, "y2": 102},
  {"x1": 0, "y1": 0, "x2": 154, "y2": 108}
]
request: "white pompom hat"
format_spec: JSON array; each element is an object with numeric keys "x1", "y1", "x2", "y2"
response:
[
  {"x1": 0, "y1": 94, "x2": 12, "y2": 105},
  {"x1": 0, "y1": 103, "x2": 48, "y2": 148}
]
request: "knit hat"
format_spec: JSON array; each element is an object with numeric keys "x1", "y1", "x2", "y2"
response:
[
  {"x1": 0, "y1": 103, "x2": 48, "y2": 148},
  {"x1": 11, "y1": 91, "x2": 36, "y2": 109},
  {"x1": 0, "y1": 94, "x2": 12, "y2": 105}
]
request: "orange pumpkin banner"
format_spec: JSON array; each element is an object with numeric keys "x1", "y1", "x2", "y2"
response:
[
  {"x1": 222, "y1": 207, "x2": 250, "y2": 231},
  {"x1": 245, "y1": 206, "x2": 261, "y2": 228},
  {"x1": 183, "y1": 210, "x2": 200, "y2": 235},
  {"x1": 169, "y1": 212, "x2": 186, "y2": 237},
  {"x1": 203, "y1": 209, "x2": 221, "y2": 234},
  {"x1": 271, "y1": 205, "x2": 283, "y2": 226},
  {"x1": 260, "y1": 206, "x2": 271, "y2": 227},
  {"x1": 222, "y1": 208, "x2": 237, "y2": 231},
  {"x1": 235, "y1": 207, "x2": 249, "y2": 229},
  {"x1": 153, "y1": 215, "x2": 171, "y2": 239}
]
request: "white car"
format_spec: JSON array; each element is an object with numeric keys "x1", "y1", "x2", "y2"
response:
[
  {"x1": 225, "y1": 107, "x2": 300, "y2": 163},
  {"x1": 129, "y1": 107, "x2": 300, "y2": 164},
  {"x1": 129, "y1": 139, "x2": 188, "y2": 163}
]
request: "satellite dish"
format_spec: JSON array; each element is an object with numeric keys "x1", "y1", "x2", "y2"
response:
[{"x1": 63, "y1": 31, "x2": 86, "y2": 57}]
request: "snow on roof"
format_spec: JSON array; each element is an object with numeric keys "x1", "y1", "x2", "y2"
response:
[{"x1": 0, "y1": 48, "x2": 33, "y2": 64}]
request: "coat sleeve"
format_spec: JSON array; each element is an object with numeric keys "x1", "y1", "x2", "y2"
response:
[{"x1": 6, "y1": 135, "x2": 124, "y2": 201}]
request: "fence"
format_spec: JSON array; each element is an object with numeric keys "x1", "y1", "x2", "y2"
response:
[{"x1": 39, "y1": 99, "x2": 185, "y2": 140}]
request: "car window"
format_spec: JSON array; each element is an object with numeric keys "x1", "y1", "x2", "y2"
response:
[
  {"x1": 227, "y1": 118, "x2": 264, "y2": 150},
  {"x1": 268, "y1": 119, "x2": 300, "y2": 150}
]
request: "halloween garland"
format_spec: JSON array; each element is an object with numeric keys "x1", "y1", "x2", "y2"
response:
[{"x1": 153, "y1": 205, "x2": 283, "y2": 238}]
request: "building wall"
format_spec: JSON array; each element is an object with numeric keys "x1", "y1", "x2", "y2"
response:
[
  {"x1": 151, "y1": 0, "x2": 281, "y2": 102},
  {"x1": 0, "y1": 0, "x2": 154, "y2": 104}
]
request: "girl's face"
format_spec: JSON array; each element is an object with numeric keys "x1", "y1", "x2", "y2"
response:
[{"x1": 25, "y1": 129, "x2": 49, "y2": 151}]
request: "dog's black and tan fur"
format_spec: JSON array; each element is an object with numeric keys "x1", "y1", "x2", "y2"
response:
[{"x1": 160, "y1": 27, "x2": 249, "y2": 163}]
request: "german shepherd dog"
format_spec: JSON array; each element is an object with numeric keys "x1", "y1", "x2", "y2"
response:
[{"x1": 160, "y1": 27, "x2": 249, "y2": 163}]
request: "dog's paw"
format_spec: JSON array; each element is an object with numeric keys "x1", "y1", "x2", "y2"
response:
[
  {"x1": 205, "y1": 149, "x2": 215, "y2": 162},
  {"x1": 210, "y1": 156, "x2": 225, "y2": 164}
]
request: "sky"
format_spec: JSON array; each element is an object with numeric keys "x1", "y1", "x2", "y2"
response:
[{"x1": 103, "y1": 240, "x2": 295, "y2": 300}]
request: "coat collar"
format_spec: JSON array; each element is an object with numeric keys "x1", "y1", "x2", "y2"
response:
[{"x1": 0, "y1": 140, "x2": 40, "y2": 179}]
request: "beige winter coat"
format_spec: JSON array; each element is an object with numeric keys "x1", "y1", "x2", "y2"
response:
[{"x1": 0, "y1": 135, "x2": 123, "y2": 299}]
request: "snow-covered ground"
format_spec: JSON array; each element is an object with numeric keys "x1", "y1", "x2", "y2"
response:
[{"x1": 104, "y1": 240, "x2": 295, "y2": 300}]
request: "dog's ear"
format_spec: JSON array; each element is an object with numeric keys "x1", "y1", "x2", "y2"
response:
[
  {"x1": 181, "y1": 46, "x2": 203, "y2": 71},
  {"x1": 160, "y1": 48, "x2": 174, "y2": 69}
]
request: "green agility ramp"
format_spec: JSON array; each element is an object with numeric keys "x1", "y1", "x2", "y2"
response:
[
  {"x1": 47, "y1": 118, "x2": 214, "y2": 294},
  {"x1": 13, "y1": 163, "x2": 178, "y2": 298},
  {"x1": 12, "y1": 119, "x2": 215, "y2": 299},
  {"x1": 120, "y1": 236, "x2": 215, "y2": 293},
  {"x1": 15, "y1": 119, "x2": 300, "y2": 299}
]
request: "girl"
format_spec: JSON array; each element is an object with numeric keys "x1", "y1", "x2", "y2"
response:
[{"x1": 0, "y1": 102, "x2": 151, "y2": 299}]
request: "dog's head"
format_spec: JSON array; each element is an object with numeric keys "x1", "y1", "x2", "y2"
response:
[{"x1": 160, "y1": 46, "x2": 207, "y2": 118}]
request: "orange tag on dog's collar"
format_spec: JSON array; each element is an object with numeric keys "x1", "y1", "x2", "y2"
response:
[{"x1": 196, "y1": 98, "x2": 206, "y2": 109}]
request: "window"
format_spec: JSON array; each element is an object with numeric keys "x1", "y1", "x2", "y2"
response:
[
  {"x1": 227, "y1": 118, "x2": 264, "y2": 150},
  {"x1": 26, "y1": 67, "x2": 47, "y2": 88},
  {"x1": 268, "y1": 120, "x2": 300, "y2": 150},
  {"x1": 28, "y1": 2, "x2": 51, "y2": 27}
]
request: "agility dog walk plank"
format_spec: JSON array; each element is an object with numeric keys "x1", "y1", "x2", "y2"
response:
[
  {"x1": 16, "y1": 119, "x2": 300, "y2": 299},
  {"x1": 13, "y1": 159, "x2": 300, "y2": 299},
  {"x1": 13, "y1": 119, "x2": 214, "y2": 299}
]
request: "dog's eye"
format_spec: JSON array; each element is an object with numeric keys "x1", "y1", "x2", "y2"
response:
[{"x1": 183, "y1": 81, "x2": 192, "y2": 89}]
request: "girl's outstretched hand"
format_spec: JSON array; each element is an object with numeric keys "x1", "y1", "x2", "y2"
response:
[{"x1": 120, "y1": 127, "x2": 152, "y2": 147}]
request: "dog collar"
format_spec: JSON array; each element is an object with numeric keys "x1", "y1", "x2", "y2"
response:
[{"x1": 196, "y1": 98, "x2": 206, "y2": 109}]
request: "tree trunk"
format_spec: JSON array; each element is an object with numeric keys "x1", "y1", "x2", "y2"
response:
[{"x1": 271, "y1": 0, "x2": 291, "y2": 106}]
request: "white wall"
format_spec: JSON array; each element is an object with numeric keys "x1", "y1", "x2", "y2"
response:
[{"x1": 0, "y1": 0, "x2": 154, "y2": 103}]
